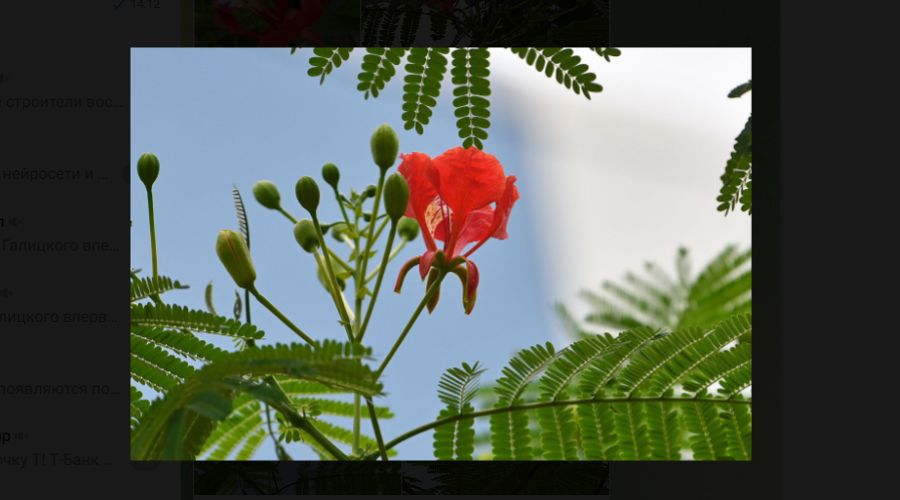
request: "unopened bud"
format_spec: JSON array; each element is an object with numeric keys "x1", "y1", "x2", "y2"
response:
[
  {"x1": 295, "y1": 176, "x2": 320, "y2": 214},
  {"x1": 215, "y1": 230, "x2": 256, "y2": 289},
  {"x1": 321, "y1": 163, "x2": 340, "y2": 189},
  {"x1": 397, "y1": 216, "x2": 420, "y2": 241},
  {"x1": 383, "y1": 173, "x2": 409, "y2": 222},
  {"x1": 293, "y1": 219, "x2": 320, "y2": 253},
  {"x1": 370, "y1": 123, "x2": 399, "y2": 171},
  {"x1": 252, "y1": 180, "x2": 281, "y2": 210},
  {"x1": 137, "y1": 153, "x2": 160, "y2": 190}
]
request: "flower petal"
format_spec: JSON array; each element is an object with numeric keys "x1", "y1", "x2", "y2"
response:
[
  {"x1": 398, "y1": 152, "x2": 439, "y2": 251},
  {"x1": 464, "y1": 176, "x2": 519, "y2": 257},
  {"x1": 450, "y1": 207, "x2": 494, "y2": 256},
  {"x1": 418, "y1": 250, "x2": 438, "y2": 280},
  {"x1": 394, "y1": 255, "x2": 422, "y2": 293},
  {"x1": 430, "y1": 147, "x2": 508, "y2": 218}
]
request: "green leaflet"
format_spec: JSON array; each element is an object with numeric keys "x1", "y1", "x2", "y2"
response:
[
  {"x1": 307, "y1": 47, "x2": 352, "y2": 85},
  {"x1": 130, "y1": 303, "x2": 264, "y2": 340},
  {"x1": 293, "y1": 47, "x2": 616, "y2": 149},
  {"x1": 717, "y1": 80, "x2": 752, "y2": 215},
  {"x1": 402, "y1": 48, "x2": 449, "y2": 135},
  {"x1": 510, "y1": 47, "x2": 606, "y2": 99},
  {"x1": 131, "y1": 342, "x2": 382, "y2": 460},
  {"x1": 357, "y1": 48, "x2": 407, "y2": 99},
  {"x1": 130, "y1": 275, "x2": 188, "y2": 302},
  {"x1": 433, "y1": 315, "x2": 752, "y2": 461},
  {"x1": 433, "y1": 362, "x2": 484, "y2": 460},
  {"x1": 451, "y1": 48, "x2": 491, "y2": 149},
  {"x1": 570, "y1": 246, "x2": 751, "y2": 335}
]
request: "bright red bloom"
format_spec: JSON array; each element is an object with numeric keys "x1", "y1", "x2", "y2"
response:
[
  {"x1": 394, "y1": 146, "x2": 519, "y2": 314},
  {"x1": 213, "y1": 0, "x2": 327, "y2": 46}
]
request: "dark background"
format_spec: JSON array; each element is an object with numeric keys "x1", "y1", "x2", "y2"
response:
[{"x1": 0, "y1": 0, "x2": 793, "y2": 498}]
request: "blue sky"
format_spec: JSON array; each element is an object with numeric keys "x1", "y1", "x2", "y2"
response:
[{"x1": 131, "y1": 48, "x2": 556, "y2": 459}]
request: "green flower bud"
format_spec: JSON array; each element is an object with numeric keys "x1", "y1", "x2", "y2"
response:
[
  {"x1": 137, "y1": 153, "x2": 160, "y2": 190},
  {"x1": 397, "y1": 216, "x2": 420, "y2": 241},
  {"x1": 383, "y1": 173, "x2": 410, "y2": 222},
  {"x1": 252, "y1": 180, "x2": 281, "y2": 210},
  {"x1": 321, "y1": 163, "x2": 340, "y2": 189},
  {"x1": 370, "y1": 123, "x2": 399, "y2": 171},
  {"x1": 363, "y1": 185, "x2": 377, "y2": 198},
  {"x1": 295, "y1": 176, "x2": 320, "y2": 214},
  {"x1": 215, "y1": 230, "x2": 256, "y2": 289},
  {"x1": 293, "y1": 219, "x2": 320, "y2": 253}
]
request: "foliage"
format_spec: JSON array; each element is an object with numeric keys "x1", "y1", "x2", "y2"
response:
[
  {"x1": 558, "y1": 245, "x2": 751, "y2": 336},
  {"x1": 292, "y1": 47, "x2": 619, "y2": 148},
  {"x1": 133, "y1": 121, "x2": 749, "y2": 462},
  {"x1": 430, "y1": 314, "x2": 751, "y2": 460},
  {"x1": 717, "y1": 80, "x2": 752, "y2": 215}
]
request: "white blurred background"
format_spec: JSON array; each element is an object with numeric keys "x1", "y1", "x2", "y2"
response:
[{"x1": 489, "y1": 48, "x2": 751, "y2": 333}]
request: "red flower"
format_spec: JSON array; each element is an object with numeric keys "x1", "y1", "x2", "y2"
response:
[
  {"x1": 213, "y1": 0, "x2": 327, "y2": 46},
  {"x1": 394, "y1": 146, "x2": 519, "y2": 314}
]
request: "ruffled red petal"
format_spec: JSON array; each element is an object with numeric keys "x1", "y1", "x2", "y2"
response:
[
  {"x1": 430, "y1": 147, "x2": 507, "y2": 218},
  {"x1": 464, "y1": 176, "x2": 519, "y2": 257},
  {"x1": 398, "y1": 152, "x2": 439, "y2": 251}
]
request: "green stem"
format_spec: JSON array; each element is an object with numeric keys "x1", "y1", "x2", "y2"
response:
[
  {"x1": 366, "y1": 239, "x2": 407, "y2": 283},
  {"x1": 372, "y1": 396, "x2": 754, "y2": 457},
  {"x1": 286, "y1": 411, "x2": 349, "y2": 460},
  {"x1": 325, "y1": 247, "x2": 353, "y2": 274},
  {"x1": 277, "y1": 206, "x2": 299, "y2": 224},
  {"x1": 375, "y1": 271, "x2": 445, "y2": 378},
  {"x1": 357, "y1": 173, "x2": 386, "y2": 319},
  {"x1": 312, "y1": 215, "x2": 355, "y2": 341},
  {"x1": 365, "y1": 397, "x2": 389, "y2": 461},
  {"x1": 334, "y1": 189, "x2": 353, "y2": 228},
  {"x1": 313, "y1": 252, "x2": 355, "y2": 333},
  {"x1": 146, "y1": 188, "x2": 159, "y2": 279},
  {"x1": 369, "y1": 216, "x2": 390, "y2": 245},
  {"x1": 358, "y1": 222, "x2": 397, "y2": 341},
  {"x1": 249, "y1": 287, "x2": 316, "y2": 345}
]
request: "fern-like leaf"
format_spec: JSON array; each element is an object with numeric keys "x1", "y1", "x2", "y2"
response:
[
  {"x1": 576, "y1": 246, "x2": 750, "y2": 334},
  {"x1": 451, "y1": 48, "x2": 491, "y2": 149},
  {"x1": 131, "y1": 386, "x2": 150, "y2": 433},
  {"x1": 591, "y1": 47, "x2": 622, "y2": 62},
  {"x1": 357, "y1": 48, "x2": 407, "y2": 99},
  {"x1": 682, "y1": 397, "x2": 728, "y2": 460},
  {"x1": 130, "y1": 275, "x2": 188, "y2": 302},
  {"x1": 510, "y1": 48, "x2": 604, "y2": 100},
  {"x1": 132, "y1": 342, "x2": 381, "y2": 459},
  {"x1": 402, "y1": 48, "x2": 449, "y2": 135},
  {"x1": 131, "y1": 326, "x2": 226, "y2": 363},
  {"x1": 717, "y1": 80, "x2": 752, "y2": 215},
  {"x1": 434, "y1": 362, "x2": 485, "y2": 460},
  {"x1": 232, "y1": 185, "x2": 249, "y2": 247},
  {"x1": 130, "y1": 303, "x2": 264, "y2": 340},
  {"x1": 537, "y1": 335, "x2": 616, "y2": 460},
  {"x1": 488, "y1": 342, "x2": 557, "y2": 460},
  {"x1": 307, "y1": 47, "x2": 353, "y2": 85},
  {"x1": 719, "y1": 396, "x2": 752, "y2": 459},
  {"x1": 576, "y1": 402, "x2": 617, "y2": 459},
  {"x1": 130, "y1": 334, "x2": 195, "y2": 392}
]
